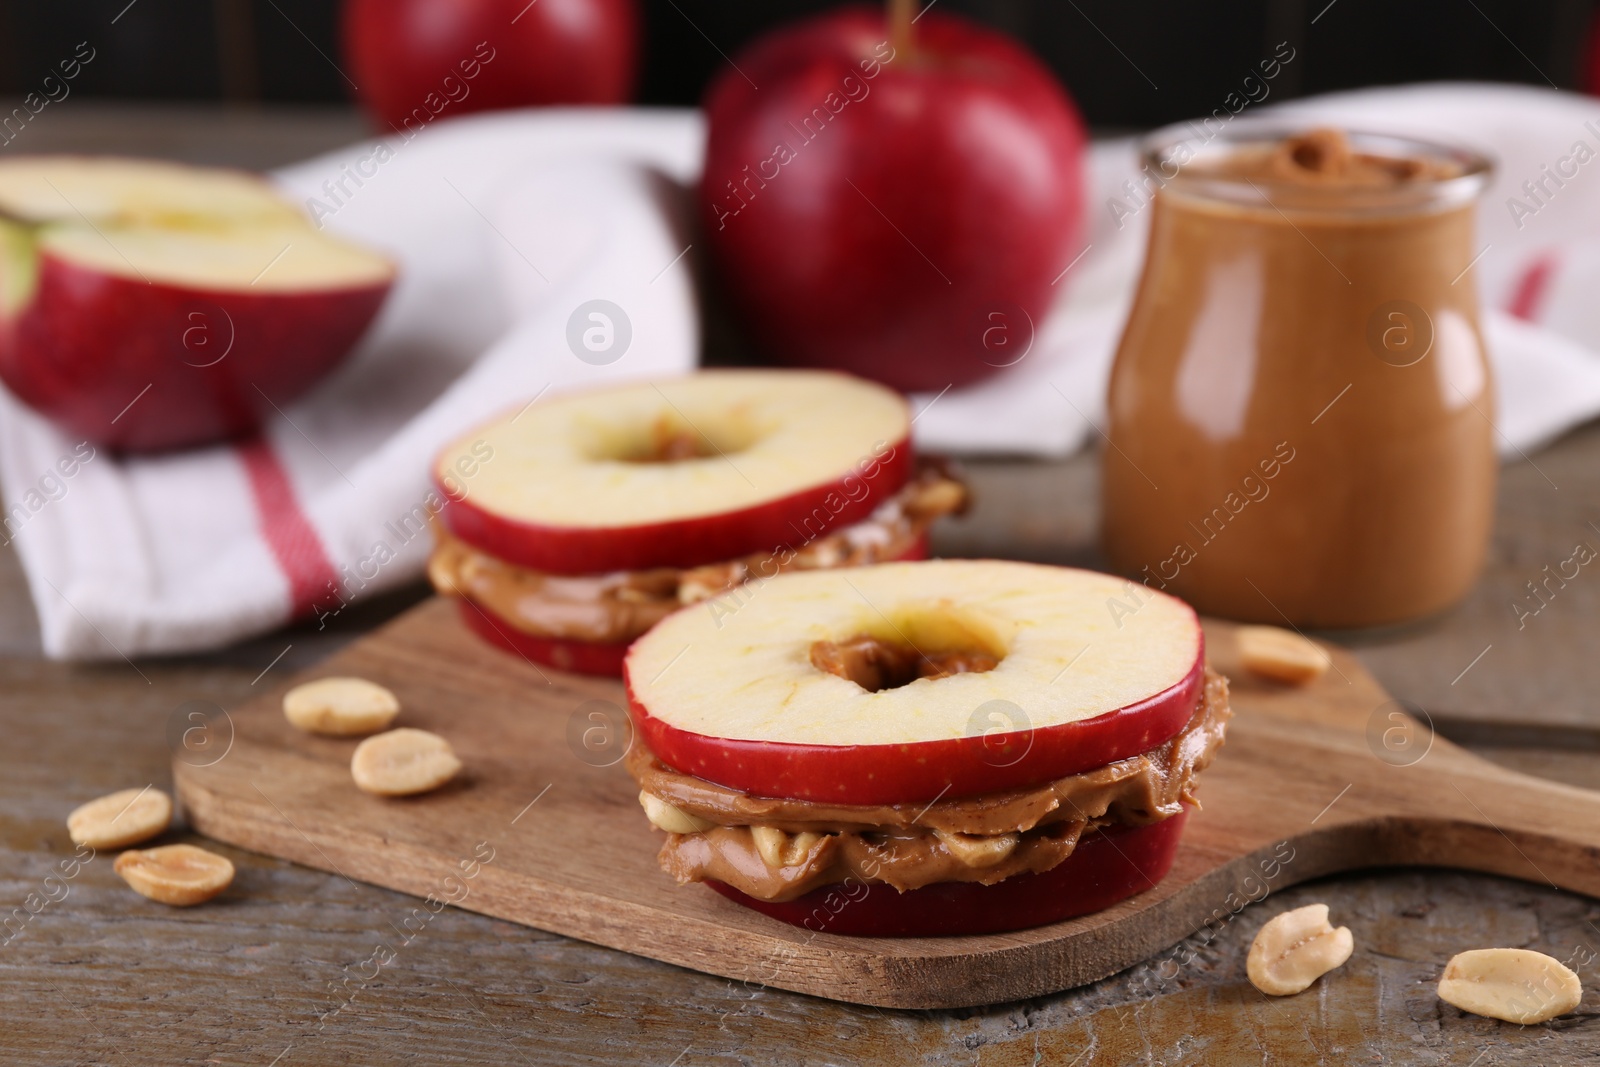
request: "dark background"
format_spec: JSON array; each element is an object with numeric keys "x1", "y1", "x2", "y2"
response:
[{"x1": 0, "y1": 0, "x2": 1596, "y2": 126}]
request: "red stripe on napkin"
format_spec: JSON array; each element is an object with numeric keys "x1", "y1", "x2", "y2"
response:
[
  {"x1": 236, "y1": 438, "x2": 339, "y2": 619},
  {"x1": 1508, "y1": 254, "x2": 1558, "y2": 321}
]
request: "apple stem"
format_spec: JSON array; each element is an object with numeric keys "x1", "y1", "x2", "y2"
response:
[{"x1": 890, "y1": 0, "x2": 915, "y2": 62}]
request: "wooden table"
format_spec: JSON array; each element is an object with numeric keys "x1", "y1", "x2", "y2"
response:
[{"x1": 4, "y1": 105, "x2": 1599, "y2": 1066}]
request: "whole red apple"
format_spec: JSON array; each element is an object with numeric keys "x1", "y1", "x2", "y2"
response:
[
  {"x1": 342, "y1": 0, "x2": 639, "y2": 131},
  {"x1": 1588, "y1": 10, "x2": 1600, "y2": 95},
  {"x1": 701, "y1": 6, "x2": 1086, "y2": 393}
]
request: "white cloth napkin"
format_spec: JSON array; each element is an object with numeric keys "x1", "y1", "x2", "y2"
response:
[
  {"x1": 7, "y1": 84, "x2": 1600, "y2": 660},
  {"x1": 0, "y1": 110, "x2": 705, "y2": 659}
]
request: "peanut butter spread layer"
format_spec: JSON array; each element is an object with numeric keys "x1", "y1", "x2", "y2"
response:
[
  {"x1": 1200, "y1": 127, "x2": 1460, "y2": 187},
  {"x1": 428, "y1": 464, "x2": 967, "y2": 645},
  {"x1": 634, "y1": 669, "x2": 1230, "y2": 902},
  {"x1": 664, "y1": 816, "x2": 1117, "y2": 903}
]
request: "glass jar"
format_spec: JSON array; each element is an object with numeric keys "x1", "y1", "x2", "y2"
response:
[{"x1": 1101, "y1": 123, "x2": 1495, "y2": 629}]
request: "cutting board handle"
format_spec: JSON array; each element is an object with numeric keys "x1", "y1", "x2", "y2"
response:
[{"x1": 1350, "y1": 746, "x2": 1600, "y2": 899}]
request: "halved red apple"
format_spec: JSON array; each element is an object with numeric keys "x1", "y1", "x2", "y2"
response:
[
  {"x1": 0, "y1": 157, "x2": 394, "y2": 451},
  {"x1": 434, "y1": 370, "x2": 914, "y2": 575},
  {"x1": 624, "y1": 559, "x2": 1204, "y2": 805}
]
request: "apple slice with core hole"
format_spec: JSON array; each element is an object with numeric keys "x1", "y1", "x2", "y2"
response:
[
  {"x1": 0, "y1": 156, "x2": 394, "y2": 452},
  {"x1": 625, "y1": 559, "x2": 1204, "y2": 805},
  {"x1": 435, "y1": 370, "x2": 914, "y2": 575},
  {"x1": 461, "y1": 532, "x2": 932, "y2": 677},
  {"x1": 709, "y1": 810, "x2": 1188, "y2": 937}
]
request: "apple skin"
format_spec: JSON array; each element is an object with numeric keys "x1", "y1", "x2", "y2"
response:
[
  {"x1": 342, "y1": 0, "x2": 639, "y2": 131},
  {"x1": 437, "y1": 432, "x2": 916, "y2": 575},
  {"x1": 709, "y1": 810, "x2": 1188, "y2": 937},
  {"x1": 701, "y1": 7, "x2": 1086, "y2": 393},
  {"x1": 458, "y1": 599, "x2": 635, "y2": 677},
  {"x1": 460, "y1": 533, "x2": 931, "y2": 677},
  {"x1": 1588, "y1": 11, "x2": 1600, "y2": 95},
  {"x1": 0, "y1": 250, "x2": 391, "y2": 452},
  {"x1": 627, "y1": 632, "x2": 1204, "y2": 805}
]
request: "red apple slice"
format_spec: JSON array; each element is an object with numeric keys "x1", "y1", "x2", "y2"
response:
[
  {"x1": 0, "y1": 157, "x2": 394, "y2": 452},
  {"x1": 625, "y1": 560, "x2": 1204, "y2": 805},
  {"x1": 435, "y1": 370, "x2": 913, "y2": 575},
  {"x1": 462, "y1": 532, "x2": 933, "y2": 678},
  {"x1": 709, "y1": 810, "x2": 1187, "y2": 937}
]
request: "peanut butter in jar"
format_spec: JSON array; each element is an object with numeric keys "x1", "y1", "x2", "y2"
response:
[{"x1": 1102, "y1": 124, "x2": 1495, "y2": 629}]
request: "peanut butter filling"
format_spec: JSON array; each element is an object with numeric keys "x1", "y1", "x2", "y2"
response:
[
  {"x1": 1200, "y1": 127, "x2": 1460, "y2": 187},
  {"x1": 631, "y1": 669, "x2": 1230, "y2": 902},
  {"x1": 1106, "y1": 125, "x2": 1492, "y2": 627},
  {"x1": 627, "y1": 418, "x2": 714, "y2": 463},
  {"x1": 428, "y1": 465, "x2": 967, "y2": 645},
  {"x1": 662, "y1": 818, "x2": 1111, "y2": 903},
  {"x1": 808, "y1": 634, "x2": 998, "y2": 691}
]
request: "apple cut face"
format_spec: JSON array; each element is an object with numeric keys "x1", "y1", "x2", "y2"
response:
[
  {"x1": 435, "y1": 370, "x2": 913, "y2": 575},
  {"x1": 35, "y1": 220, "x2": 393, "y2": 293},
  {"x1": 0, "y1": 156, "x2": 302, "y2": 228},
  {"x1": 0, "y1": 156, "x2": 394, "y2": 452},
  {"x1": 625, "y1": 559, "x2": 1204, "y2": 805}
]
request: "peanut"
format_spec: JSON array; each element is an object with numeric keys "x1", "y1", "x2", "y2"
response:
[
  {"x1": 750, "y1": 826, "x2": 822, "y2": 868},
  {"x1": 350, "y1": 728, "x2": 461, "y2": 796},
  {"x1": 910, "y1": 478, "x2": 967, "y2": 518},
  {"x1": 114, "y1": 844, "x2": 234, "y2": 906},
  {"x1": 1238, "y1": 626, "x2": 1332, "y2": 685},
  {"x1": 639, "y1": 791, "x2": 714, "y2": 834},
  {"x1": 676, "y1": 567, "x2": 732, "y2": 605},
  {"x1": 935, "y1": 829, "x2": 1020, "y2": 868},
  {"x1": 283, "y1": 676, "x2": 400, "y2": 736},
  {"x1": 427, "y1": 551, "x2": 462, "y2": 595},
  {"x1": 1437, "y1": 948, "x2": 1583, "y2": 1024},
  {"x1": 66, "y1": 787, "x2": 172, "y2": 850},
  {"x1": 1247, "y1": 903, "x2": 1354, "y2": 995}
]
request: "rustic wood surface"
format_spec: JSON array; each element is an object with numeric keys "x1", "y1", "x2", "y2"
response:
[
  {"x1": 170, "y1": 598, "x2": 1600, "y2": 1012},
  {"x1": 2, "y1": 104, "x2": 1600, "y2": 1064}
]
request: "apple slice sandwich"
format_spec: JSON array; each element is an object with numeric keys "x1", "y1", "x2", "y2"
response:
[
  {"x1": 428, "y1": 370, "x2": 968, "y2": 676},
  {"x1": 623, "y1": 559, "x2": 1232, "y2": 937},
  {"x1": 0, "y1": 156, "x2": 394, "y2": 451}
]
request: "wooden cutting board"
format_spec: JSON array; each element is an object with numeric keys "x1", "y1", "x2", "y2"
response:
[{"x1": 172, "y1": 597, "x2": 1600, "y2": 1009}]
